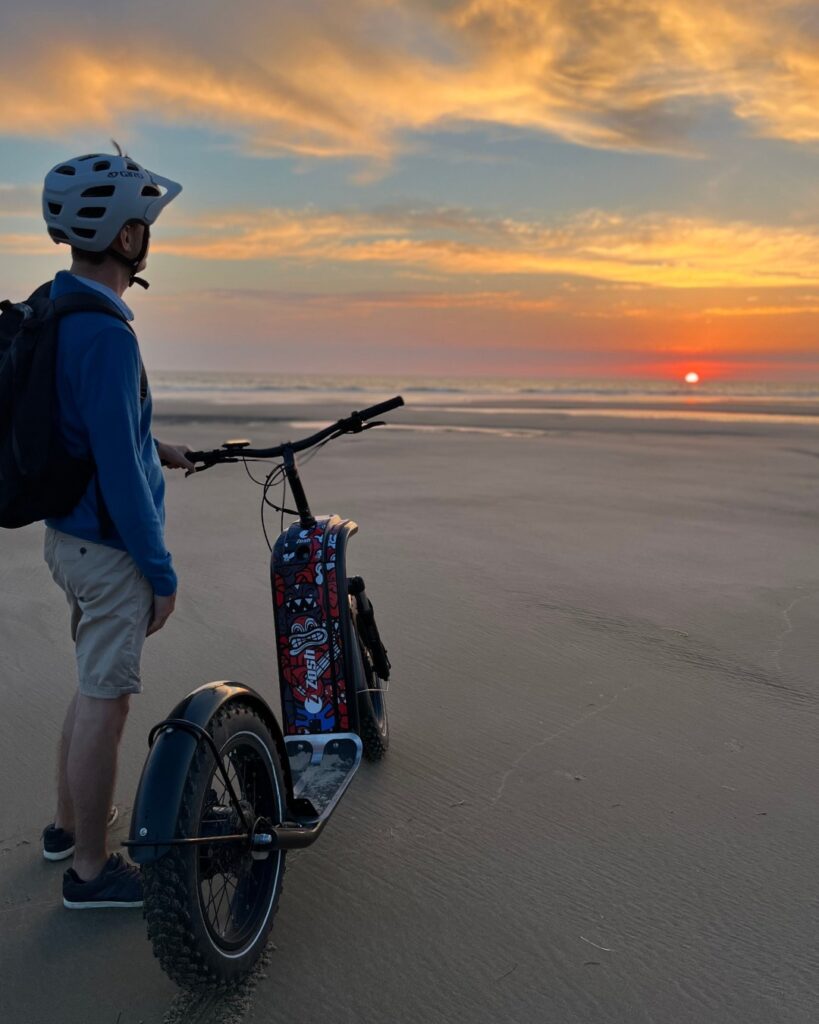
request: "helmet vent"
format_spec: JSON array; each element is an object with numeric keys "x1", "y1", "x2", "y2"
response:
[
  {"x1": 48, "y1": 227, "x2": 69, "y2": 241},
  {"x1": 93, "y1": 160, "x2": 111, "y2": 172},
  {"x1": 126, "y1": 161, "x2": 140, "y2": 171},
  {"x1": 73, "y1": 227, "x2": 96, "y2": 239},
  {"x1": 55, "y1": 165, "x2": 76, "y2": 176},
  {"x1": 81, "y1": 185, "x2": 116, "y2": 198},
  {"x1": 77, "y1": 206, "x2": 106, "y2": 219},
  {"x1": 141, "y1": 185, "x2": 161, "y2": 197},
  {"x1": 48, "y1": 202, "x2": 63, "y2": 215}
]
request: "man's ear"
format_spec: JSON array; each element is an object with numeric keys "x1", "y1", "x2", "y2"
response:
[
  {"x1": 116, "y1": 222, "x2": 140, "y2": 257},
  {"x1": 113, "y1": 222, "x2": 130, "y2": 256},
  {"x1": 116, "y1": 222, "x2": 134, "y2": 256}
]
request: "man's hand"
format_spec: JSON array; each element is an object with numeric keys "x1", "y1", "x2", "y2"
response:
[
  {"x1": 147, "y1": 592, "x2": 176, "y2": 637},
  {"x1": 155, "y1": 440, "x2": 194, "y2": 471}
]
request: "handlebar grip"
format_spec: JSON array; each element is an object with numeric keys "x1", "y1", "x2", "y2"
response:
[
  {"x1": 356, "y1": 395, "x2": 405, "y2": 421},
  {"x1": 186, "y1": 450, "x2": 206, "y2": 463}
]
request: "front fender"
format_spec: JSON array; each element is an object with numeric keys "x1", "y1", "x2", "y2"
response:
[{"x1": 126, "y1": 681, "x2": 292, "y2": 864}]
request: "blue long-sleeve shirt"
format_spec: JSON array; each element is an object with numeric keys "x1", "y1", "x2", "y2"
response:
[{"x1": 45, "y1": 272, "x2": 177, "y2": 596}]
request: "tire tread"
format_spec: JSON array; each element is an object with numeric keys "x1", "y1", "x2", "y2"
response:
[{"x1": 142, "y1": 702, "x2": 285, "y2": 989}]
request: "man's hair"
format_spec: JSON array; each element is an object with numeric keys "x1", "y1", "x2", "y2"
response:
[
  {"x1": 70, "y1": 221, "x2": 145, "y2": 267},
  {"x1": 70, "y1": 246, "x2": 107, "y2": 266}
]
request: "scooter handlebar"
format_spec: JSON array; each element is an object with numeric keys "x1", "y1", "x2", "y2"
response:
[
  {"x1": 186, "y1": 395, "x2": 404, "y2": 468},
  {"x1": 354, "y1": 395, "x2": 405, "y2": 421}
]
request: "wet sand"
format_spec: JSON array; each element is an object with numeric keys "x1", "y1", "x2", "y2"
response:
[{"x1": 1, "y1": 398, "x2": 818, "y2": 1023}]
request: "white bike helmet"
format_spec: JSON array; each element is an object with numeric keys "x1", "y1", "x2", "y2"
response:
[{"x1": 42, "y1": 151, "x2": 181, "y2": 253}]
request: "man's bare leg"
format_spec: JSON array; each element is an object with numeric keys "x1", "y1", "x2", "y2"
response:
[
  {"x1": 68, "y1": 693, "x2": 130, "y2": 881},
  {"x1": 54, "y1": 692, "x2": 78, "y2": 832}
]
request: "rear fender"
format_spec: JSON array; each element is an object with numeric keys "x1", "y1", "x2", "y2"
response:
[
  {"x1": 126, "y1": 681, "x2": 291, "y2": 864},
  {"x1": 347, "y1": 577, "x2": 391, "y2": 681}
]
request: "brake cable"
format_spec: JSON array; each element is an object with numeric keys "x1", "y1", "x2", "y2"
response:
[{"x1": 193, "y1": 420, "x2": 387, "y2": 550}]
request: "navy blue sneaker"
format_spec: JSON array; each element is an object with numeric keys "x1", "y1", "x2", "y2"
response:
[
  {"x1": 63, "y1": 853, "x2": 143, "y2": 910},
  {"x1": 42, "y1": 825, "x2": 75, "y2": 862},
  {"x1": 42, "y1": 806, "x2": 119, "y2": 861}
]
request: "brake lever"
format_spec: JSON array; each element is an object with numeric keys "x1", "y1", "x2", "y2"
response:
[{"x1": 185, "y1": 457, "x2": 241, "y2": 478}]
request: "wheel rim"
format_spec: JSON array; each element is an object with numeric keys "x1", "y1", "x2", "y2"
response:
[{"x1": 196, "y1": 733, "x2": 283, "y2": 954}]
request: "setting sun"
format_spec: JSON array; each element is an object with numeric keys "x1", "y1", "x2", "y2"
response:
[{"x1": 684, "y1": 372, "x2": 700, "y2": 384}]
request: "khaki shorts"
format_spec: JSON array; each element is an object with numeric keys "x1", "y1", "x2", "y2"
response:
[{"x1": 44, "y1": 527, "x2": 154, "y2": 699}]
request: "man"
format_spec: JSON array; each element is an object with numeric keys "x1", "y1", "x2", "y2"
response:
[{"x1": 39, "y1": 149, "x2": 190, "y2": 909}]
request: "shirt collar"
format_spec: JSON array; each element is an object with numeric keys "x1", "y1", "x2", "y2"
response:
[{"x1": 71, "y1": 275, "x2": 134, "y2": 322}]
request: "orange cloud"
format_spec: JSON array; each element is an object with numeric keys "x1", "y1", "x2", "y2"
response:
[
  {"x1": 0, "y1": 184, "x2": 40, "y2": 219},
  {"x1": 8, "y1": 201, "x2": 819, "y2": 304},
  {"x1": 152, "y1": 206, "x2": 819, "y2": 290},
  {"x1": 200, "y1": 287, "x2": 561, "y2": 313},
  {"x1": 0, "y1": 232, "x2": 52, "y2": 255},
  {"x1": 697, "y1": 302, "x2": 819, "y2": 317},
  {"x1": 0, "y1": 1, "x2": 817, "y2": 158},
  {"x1": 129, "y1": 276, "x2": 819, "y2": 378}
]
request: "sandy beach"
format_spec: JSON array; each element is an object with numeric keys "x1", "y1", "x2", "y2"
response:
[{"x1": 1, "y1": 394, "x2": 818, "y2": 1024}]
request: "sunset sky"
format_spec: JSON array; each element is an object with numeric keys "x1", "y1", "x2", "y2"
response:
[{"x1": 1, "y1": 0, "x2": 818, "y2": 379}]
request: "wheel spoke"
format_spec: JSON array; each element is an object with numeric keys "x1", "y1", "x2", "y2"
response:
[
  {"x1": 194, "y1": 731, "x2": 282, "y2": 951},
  {"x1": 206, "y1": 872, "x2": 225, "y2": 921},
  {"x1": 145, "y1": 711, "x2": 287, "y2": 990},
  {"x1": 212, "y1": 874, "x2": 231, "y2": 933}
]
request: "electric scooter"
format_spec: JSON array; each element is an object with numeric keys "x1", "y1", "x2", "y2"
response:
[{"x1": 123, "y1": 396, "x2": 403, "y2": 987}]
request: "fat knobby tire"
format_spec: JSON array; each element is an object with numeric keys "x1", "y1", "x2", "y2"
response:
[{"x1": 142, "y1": 702, "x2": 286, "y2": 989}]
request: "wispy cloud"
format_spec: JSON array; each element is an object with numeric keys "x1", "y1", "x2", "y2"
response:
[
  {"x1": 0, "y1": 184, "x2": 40, "y2": 218},
  {"x1": 129, "y1": 276, "x2": 819, "y2": 376},
  {"x1": 8, "y1": 201, "x2": 819, "y2": 295},
  {"x1": 197, "y1": 286, "x2": 561, "y2": 313},
  {"x1": 697, "y1": 301, "x2": 819, "y2": 317},
  {"x1": 445, "y1": 0, "x2": 819, "y2": 147},
  {"x1": 0, "y1": 1, "x2": 817, "y2": 160},
  {"x1": 151, "y1": 205, "x2": 819, "y2": 289},
  {"x1": 0, "y1": 232, "x2": 52, "y2": 255}
]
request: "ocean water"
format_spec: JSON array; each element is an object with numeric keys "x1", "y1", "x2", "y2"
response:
[{"x1": 151, "y1": 372, "x2": 819, "y2": 406}]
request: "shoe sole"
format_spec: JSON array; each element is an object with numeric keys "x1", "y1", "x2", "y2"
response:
[
  {"x1": 42, "y1": 807, "x2": 119, "y2": 862},
  {"x1": 63, "y1": 898, "x2": 143, "y2": 910},
  {"x1": 44, "y1": 846, "x2": 75, "y2": 862}
]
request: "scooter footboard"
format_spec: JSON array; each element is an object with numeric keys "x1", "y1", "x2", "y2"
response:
[{"x1": 285, "y1": 733, "x2": 363, "y2": 822}]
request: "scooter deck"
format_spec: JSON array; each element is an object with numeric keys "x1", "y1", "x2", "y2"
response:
[{"x1": 285, "y1": 732, "x2": 362, "y2": 824}]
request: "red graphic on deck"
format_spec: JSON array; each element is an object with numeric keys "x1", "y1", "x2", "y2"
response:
[{"x1": 273, "y1": 520, "x2": 349, "y2": 734}]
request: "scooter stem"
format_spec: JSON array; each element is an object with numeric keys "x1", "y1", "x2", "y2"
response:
[{"x1": 282, "y1": 444, "x2": 316, "y2": 528}]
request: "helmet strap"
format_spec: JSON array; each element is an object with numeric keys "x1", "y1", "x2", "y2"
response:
[{"x1": 106, "y1": 223, "x2": 151, "y2": 289}]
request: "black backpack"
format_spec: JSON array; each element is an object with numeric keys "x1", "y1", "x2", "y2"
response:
[{"x1": 0, "y1": 281, "x2": 144, "y2": 530}]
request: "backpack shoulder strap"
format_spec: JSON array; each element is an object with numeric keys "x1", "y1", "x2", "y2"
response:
[
  {"x1": 2, "y1": 284, "x2": 130, "y2": 331},
  {"x1": 0, "y1": 282, "x2": 54, "y2": 350},
  {"x1": 52, "y1": 292, "x2": 131, "y2": 326},
  {"x1": 51, "y1": 291, "x2": 147, "y2": 400},
  {"x1": 52, "y1": 291, "x2": 148, "y2": 536}
]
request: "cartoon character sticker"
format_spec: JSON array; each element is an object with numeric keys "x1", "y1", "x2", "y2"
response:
[{"x1": 273, "y1": 520, "x2": 349, "y2": 734}]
